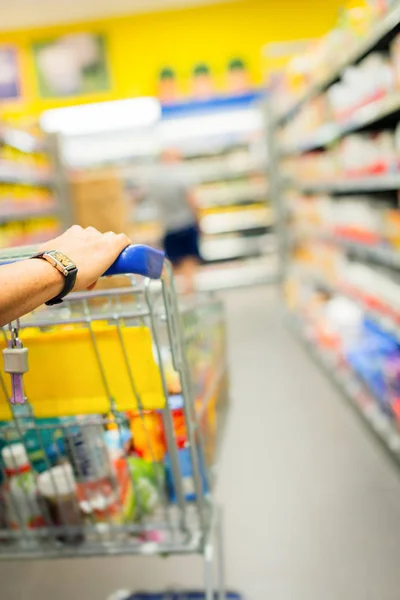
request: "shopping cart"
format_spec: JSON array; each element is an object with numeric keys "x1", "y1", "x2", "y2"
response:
[{"x1": 0, "y1": 244, "x2": 229, "y2": 600}]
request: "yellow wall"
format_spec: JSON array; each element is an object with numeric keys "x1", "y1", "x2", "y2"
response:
[{"x1": 0, "y1": 0, "x2": 343, "y2": 121}]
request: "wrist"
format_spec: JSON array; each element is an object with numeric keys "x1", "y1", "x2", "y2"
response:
[
  {"x1": 29, "y1": 258, "x2": 65, "y2": 297},
  {"x1": 31, "y1": 250, "x2": 78, "y2": 306}
]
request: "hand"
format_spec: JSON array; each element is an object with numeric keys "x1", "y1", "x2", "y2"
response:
[{"x1": 39, "y1": 225, "x2": 131, "y2": 291}]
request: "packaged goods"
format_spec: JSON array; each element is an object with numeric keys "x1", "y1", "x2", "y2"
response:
[
  {"x1": 127, "y1": 456, "x2": 164, "y2": 518},
  {"x1": 78, "y1": 456, "x2": 134, "y2": 527},
  {"x1": 0, "y1": 410, "x2": 65, "y2": 476},
  {"x1": 63, "y1": 417, "x2": 111, "y2": 482},
  {"x1": 62, "y1": 417, "x2": 132, "y2": 526},
  {"x1": 37, "y1": 463, "x2": 84, "y2": 545},
  {"x1": 165, "y1": 446, "x2": 208, "y2": 503},
  {"x1": 168, "y1": 395, "x2": 187, "y2": 448},
  {"x1": 1, "y1": 444, "x2": 44, "y2": 530},
  {"x1": 129, "y1": 411, "x2": 166, "y2": 462}
]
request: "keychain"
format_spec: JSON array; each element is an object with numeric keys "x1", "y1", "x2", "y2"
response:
[{"x1": 2, "y1": 320, "x2": 28, "y2": 405}]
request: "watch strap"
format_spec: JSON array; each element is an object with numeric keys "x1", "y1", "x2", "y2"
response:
[{"x1": 32, "y1": 251, "x2": 78, "y2": 306}]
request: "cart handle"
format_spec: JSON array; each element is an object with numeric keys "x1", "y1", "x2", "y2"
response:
[
  {"x1": 104, "y1": 244, "x2": 165, "y2": 279},
  {"x1": 0, "y1": 244, "x2": 165, "y2": 280}
]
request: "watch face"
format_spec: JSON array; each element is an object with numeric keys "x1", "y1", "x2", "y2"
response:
[{"x1": 49, "y1": 251, "x2": 75, "y2": 270}]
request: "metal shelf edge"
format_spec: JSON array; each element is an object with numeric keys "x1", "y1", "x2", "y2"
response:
[
  {"x1": 291, "y1": 175, "x2": 400, "y2": 193},
  {"x1": 280, "y1": 94, "x2": 400, "y2": 156}
]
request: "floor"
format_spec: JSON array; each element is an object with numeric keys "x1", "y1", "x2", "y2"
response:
[{"x1": 2, "y1": 285, "x2": 400, "y2": 599}]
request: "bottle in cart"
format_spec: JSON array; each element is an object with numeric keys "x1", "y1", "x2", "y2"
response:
[
  {"x1": 63, "y1": 417, "x2": 128, "y2": 526},
  {"x1": 37, "y1": 463, "x2": 84, "y2": 545},
  {"x1": 1, "y1": 444, "x2": 44, "y2": 529}
]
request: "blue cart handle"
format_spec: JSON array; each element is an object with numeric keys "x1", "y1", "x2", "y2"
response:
[{"x1": 104, "y1": 245, "x2": 165, "y2": 279}]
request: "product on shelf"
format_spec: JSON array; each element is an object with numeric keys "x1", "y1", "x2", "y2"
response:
[
  {"x1": 271, "y1": 0, "x2": 394, "y2": 120},
  {"x1": 194, "y1": 175, "x2": 267, "y2": 208},
  {"x1": 282, "y1": 128, "x2": 399, "y2": 183},
  {"x1": 273, "y1": 0, "x2": 400, "y2": 470},
  {"x1": 288, "y1": 192, "x2": 395, "y2": 245},
  {"x1": 286, "y1": 273, "x2": 400, "y2": 423},
  {"x1": 0, "y1": 119, "x2": 59, "y2": 250},
  {"x1": 277, "y1": 25, "x2": 400, "y2": 151}
]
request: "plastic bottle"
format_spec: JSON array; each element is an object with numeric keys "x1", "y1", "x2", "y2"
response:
[
  {"x1": 1, "y1": 444, "x2": 44, "y2": 530},
  {"x1": 63, "y1": 418, "x2": 125, "y2": 529},
  {"x1": 37, "y1": 463, "x2": 84, "y2": 545}
]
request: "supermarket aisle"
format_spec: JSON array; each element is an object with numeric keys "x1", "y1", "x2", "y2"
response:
[
  {"x1": 2, "y1": 285, "x2": 400, "y2": 600},
  {"x1": 219, "y1": 286, "x2": 400, "y2": 600}
]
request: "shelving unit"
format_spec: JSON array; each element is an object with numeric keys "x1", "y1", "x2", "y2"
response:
[
  {"x1": 287, "y1": 312, "x2": 400, "y2": 464},
  {"x1": 293, "y1": 175, "x2": 400, "y2": 194},
  {"x1": 274, "y1": 2, "x2": 400, "y2": 127},
  {"x1": 268, "y1": 3, "x2": 400, "y2": 465},
  {"x1": 0, "y1": 124, "x2": 66, "y2": 249},
  {"x1": 280, "y1": 92, "x2": 400, "y2": 156},
  {"x1": 160, "y1": 93, "x2": 278, "y2": 288}
]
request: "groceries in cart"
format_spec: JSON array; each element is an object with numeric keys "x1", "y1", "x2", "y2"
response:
[{"x1": 0, "y1": 243, "x2": 228, "y2": 560}]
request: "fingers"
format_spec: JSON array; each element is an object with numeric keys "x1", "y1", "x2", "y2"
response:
[
  {"x1": 104, "y1": 231, "x2": 131, "y2": 252},
  {"x1": 68, "y1": 224, "x2": 83, "y2": 233},
  {"x1": 116, "y1": 233, "x2": 131, "y2": 249},
  {"x1": 85, "y1": 226, "x2": 101, "y2": 236}
]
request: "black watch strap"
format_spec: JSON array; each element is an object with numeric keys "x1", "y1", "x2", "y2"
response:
[{"x1": 31, "y1": 251, "x2": 78, "y2": 306}]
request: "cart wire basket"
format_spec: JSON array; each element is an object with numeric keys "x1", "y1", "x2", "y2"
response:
[{"x1": 0, "y1": 244, "x2": 229, "y2": 600}]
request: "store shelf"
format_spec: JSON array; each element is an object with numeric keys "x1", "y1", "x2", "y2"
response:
[
  {"x1": 198, "y1": 167, "x2": 265, "y2": 184},
  {"x1": 280, "y1": 123, "x2": 339, "y2": 156},
  {"x1": 292, "y1": 266, "x2": 400, "y2": 341},
  {"x1": 200, "y1": 207, "x2": 273, "y2": 235},
  {"x1": 0, "y1": 205, "x2": 59, "y2": 223},
  {"x1": 329, "y1": 236, "x2": 400, "y2": 269},
  {"x1": 196, "y1": 255, "x2": 278, "y2": 291},
  {"x1": 182, "y1": 142, "x2": 250, "y2": 160},
  {"x1": 293, "y1": 174, "x2": 400, "y2": 194},
  {"x1": 0, "y1": 171, "x2": 53, "y2": 187},
  {"x1": 280, "y1": 93, "x2": 400, "y2": 156},
  {"x1": 291, "y1": 229, "x2": 400, "y2": 269},
  {"x1": 274, "y1": 2, "x2": 400, "y2": 126},
  {"x1": 0, "y1": 129, "x2": 46, "y2": 154},
  {"x1": 200, "y1": 233, "x2": 275, "y2": 262},
  {"x1": 287, "y1": 312, "x2": 400, "y2": 465},
  {"x1": 198, "y1": 197, "x2": 267, "y2": 210}
]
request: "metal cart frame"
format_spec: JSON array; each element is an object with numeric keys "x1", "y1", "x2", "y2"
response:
[{"x1": 0, "y1": 245, "x2": 228, "y2": 600}]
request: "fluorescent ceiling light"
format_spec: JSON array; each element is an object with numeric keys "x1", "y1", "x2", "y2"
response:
[{"x1": 40, "y1": 97, "x2": 161, "y2": 136}]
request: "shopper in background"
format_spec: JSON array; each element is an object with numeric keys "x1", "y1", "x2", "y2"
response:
[
  {"x1": 150, "y1": 148, "x2": 200, "y2": 294},
  {"x1": 0, "y1": 225, "x2": 130, "y2": 326}
]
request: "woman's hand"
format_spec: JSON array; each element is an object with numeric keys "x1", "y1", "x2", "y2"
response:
[{"x1": 40, "y1": 225, "x2": 131, "y2": 291}]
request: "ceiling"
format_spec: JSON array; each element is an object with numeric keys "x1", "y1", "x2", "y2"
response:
[{"x1": 0, "y1": 0, "x2": 228, "y2": 31}]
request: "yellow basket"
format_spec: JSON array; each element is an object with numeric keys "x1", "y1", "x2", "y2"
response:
[{"x1": 0, "y1": 325, "x2": 165, "y2": 420}]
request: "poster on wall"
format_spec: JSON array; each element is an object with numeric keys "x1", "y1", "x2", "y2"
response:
[
  {"x1": 32, "y1": 33, "x2": 110, "y2": 98},
  {"x1": 0, "y1": 46, "x2": 20, "y2": 100}
]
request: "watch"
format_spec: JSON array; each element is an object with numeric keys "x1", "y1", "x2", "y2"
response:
[{"x1": 32, "y1": 250, "x2": 78, "y2": 306}]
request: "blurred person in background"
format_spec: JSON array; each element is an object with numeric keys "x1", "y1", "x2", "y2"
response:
[{"x1": 150, "y1": 148, "x2": 200, "y2": 294}]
